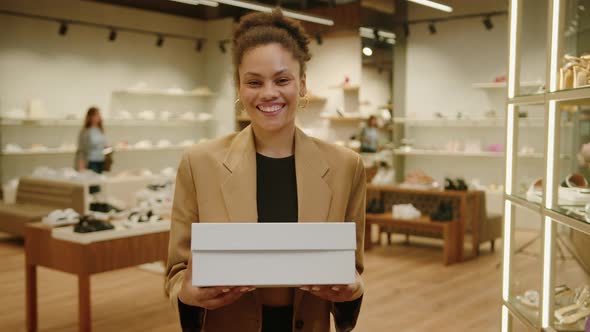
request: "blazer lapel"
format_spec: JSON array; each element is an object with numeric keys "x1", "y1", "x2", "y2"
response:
[
  {"x1": 221, "y1": 126, "x2": 258, "y2": 222},
  {"x1": 293, "y1": 127, "x2": 332, "y2": 310}
]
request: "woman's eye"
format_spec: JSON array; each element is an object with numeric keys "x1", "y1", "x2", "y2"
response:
[
  {"x1": 277, "y1": 78, "x2": 291, "y2": 85},
  {"x1": 247, "y1": 81, "x2": 261, "y2": 87}
]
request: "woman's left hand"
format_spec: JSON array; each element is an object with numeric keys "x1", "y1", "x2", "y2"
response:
[{"x1": 299, "y1": 271, "x2": 363, "y2": 303}]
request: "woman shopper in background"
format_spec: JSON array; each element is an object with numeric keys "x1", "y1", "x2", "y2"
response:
[
  {"x1": 166, "y1": 9, "x2": 366, "y2": 332},
  {"x1": 75, "y1": 106, "x2": 107, "y2": 173}
]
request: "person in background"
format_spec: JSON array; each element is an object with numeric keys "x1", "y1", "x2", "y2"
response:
[
  {"x1": 360, "y1": 115, "x2": 379, "y2": 153},
  {"x1": 75, "y1": 107, "x2": 107, "y2": 173}
]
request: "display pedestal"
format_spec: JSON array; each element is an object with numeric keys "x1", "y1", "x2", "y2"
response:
[{"x1": 24, "y1": 222, "x2": 169, "y2": 332}]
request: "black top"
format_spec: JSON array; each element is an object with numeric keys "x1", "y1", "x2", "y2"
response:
[{"x1": 256, "y1": 153, "x2": 298, "y2": 223}]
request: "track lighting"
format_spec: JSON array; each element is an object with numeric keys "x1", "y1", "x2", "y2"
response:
[
  {"x1": 156, "y1": 35, "x2": 164, "y2": 47},
  {"x1": 428, "y1": 22, "x2": 437, "y2": 34},
  {"x1": 362, "y1": 47, "x2": 373, "y2": 56},
  {"x1": 58, "y1": 21, "x2": 68, "y2": 36},
  {"x1": 196, "y1": 39, "x2": 204, "y2": 52},
  {"x1": 483, "y1": 16, "x2": 493, "y2": 30},
  {"x1": 218, "y1": 40, "x2": 227, "y2": 53},
  {"x1": 109, "y1": 29, "x2": 117, "y2": 42}
]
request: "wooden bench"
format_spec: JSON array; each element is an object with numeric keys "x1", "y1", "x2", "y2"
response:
[
  {"x1": 365, "y1": 213, "x2": 461, "y2": 265},
  {"x1": 0, "y1": 177, "x2": 85, "y2": 236}
]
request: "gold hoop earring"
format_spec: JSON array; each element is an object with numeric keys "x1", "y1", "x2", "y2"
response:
[
  {"x1": 235, "y1": 98, "x2": 245, "y2": 113},
  {"x1": 298, "y1": 95, "x2": 309, "y2": 110}
]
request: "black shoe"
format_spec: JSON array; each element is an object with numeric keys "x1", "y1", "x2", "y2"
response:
[
  {"x1": 456, "y1": 178, "x2": 468, "y2": 191},
  {"x1": 74, "y1": 216, "x2": 114, "y2": 233},
  {"x1": 444, "y1": 178, "x2": 457, "y2": 191},
  {"x1": 431, "y1": 201, "x2": 453, "y2": 222},
  {"x1": 366, "y1": 199, "x2": 377, "y2": 213}
]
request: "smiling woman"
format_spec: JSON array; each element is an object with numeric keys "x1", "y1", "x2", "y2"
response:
[{"x1": 165, "y1": 9, "x2": 366, "y2": 332}]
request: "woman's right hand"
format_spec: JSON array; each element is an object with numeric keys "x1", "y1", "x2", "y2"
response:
[{"x1": 178, "y1": 256, "x2": 256, "y2": 310}]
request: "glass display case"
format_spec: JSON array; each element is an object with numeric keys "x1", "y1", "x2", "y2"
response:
[{"x1": 504, "y1": 1, "x2": 590, "y2": 331}]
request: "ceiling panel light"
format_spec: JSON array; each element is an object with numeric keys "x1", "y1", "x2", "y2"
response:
[
  {"x1": 211, "y1": 0, "x2": 334, "y2": 26},
  {"x1": 362, "y1": 47, "x2": 373, "y2": 56},
  {"x1": 169, "y1": 0, "x2": 219, "y2": 7},
  {"x1": 408, "y1": 0, "x2": 453, "y2": 13}
]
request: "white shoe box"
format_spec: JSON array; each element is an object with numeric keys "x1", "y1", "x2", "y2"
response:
[{"x1": 191, "y1": 222, "x2": 356, "y2": 287}]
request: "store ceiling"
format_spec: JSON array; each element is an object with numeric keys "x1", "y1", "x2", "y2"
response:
[{"x1": 86, "y1": 0, "x2": 362, "y2": 21}]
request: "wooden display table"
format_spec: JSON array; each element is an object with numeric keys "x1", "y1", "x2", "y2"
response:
[
  {"x1": 366, "y1": 185, "x2": 482, "y2": 265},
  {"x1": 24, "y1": 222, "x2": 169, "y2": 332}
]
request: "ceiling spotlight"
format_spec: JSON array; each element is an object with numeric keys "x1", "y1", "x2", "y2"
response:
[
  {"x1": 218, "y1": 40, "x2": 227, "y2": 53},
  {"x1": 362, "y1": 47, "x2": 373, "y2": 56},
  {"x1": 315, "y1": 32, "x2": 323, "y2": 45},
  {"x1": 156, "y1": 35, "x2": 164, "y2": 47},
  {"x1": 483, "y1": 16, "x2": 493, "y2": 30},
  {"x1": 109, "y1": 29, "x2": 117, "y2": 42},
  {"x1": 58, "y1": 22, "x2": 68, "y2": 36},
  {"x1": 196, "y1": 39, "x2": 204, "y2": 52},
  {"x1": 428, "y1": 22, "x2": 437, "y2": 34}
]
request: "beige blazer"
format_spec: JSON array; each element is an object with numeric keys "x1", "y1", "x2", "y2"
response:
[{"x1": 165, "y1": 125, "x2": 366, "y2": 332}]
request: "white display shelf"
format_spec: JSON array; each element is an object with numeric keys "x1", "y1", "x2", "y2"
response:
[
  {"x1": 395, "y1": 117, "x2": 507, "y2": 127},
  {"x1": 472, "y1": 80, "x2": 544, "y2": 89},
  {"x1": 2, "y1": 145, "x2": 191, "y2": 156},
  {"x1": 328, "y1": 83, "x2": 360, "y2": 91},
  {"x1": 394, "y1": 148, "x2": 546, "y2": 158},
  {"x1": 0, "y1": 118, "x2": 211, "y2": 127},
  {"x1": 112, "y1": 88, "x2": 214, "y2": 97},
  {"x1": 321, "y1": 115, "x2": 367, "y2": 122}
]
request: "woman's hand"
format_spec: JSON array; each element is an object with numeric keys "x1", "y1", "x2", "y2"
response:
[
  {"x1": 178, "y1": 256, "x2": 256, "y2": 310},
  {"x1": 299, "y1": 271, "x2": 363, "y2": 303}
]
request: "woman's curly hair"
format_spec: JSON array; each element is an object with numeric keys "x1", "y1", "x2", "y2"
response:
[{"x1": 232, "y1": 9, "x2": 312, "y2": 84}]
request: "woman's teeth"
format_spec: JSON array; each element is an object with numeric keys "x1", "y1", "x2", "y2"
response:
[{"x1": 258, "y1": 105, "x2": 283, "y2": 113}]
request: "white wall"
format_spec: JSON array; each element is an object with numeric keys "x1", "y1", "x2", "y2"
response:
[
  {"x1": 402, "y1": 0, "x2": 548, "y2": 222},
  {"x1": 0, "y1": 0, "x2": 233, "y2": 181},
  {"x1": 297, "y1": 33, "x2": 363, "y2": 142}
]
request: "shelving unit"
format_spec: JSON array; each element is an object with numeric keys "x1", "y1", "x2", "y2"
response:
[
  {"x1": 502, "y1": 1, "x2": 590, "y2": 331},
  {"x1": 0, "y1": 87, "x2": 217, "y2": 183},
  {"x1": 472, "y1": 80, "x2": 545, "y2": 89},
  {"x1": 112, "y1": 87, "x2": 214, "y2": 97}
]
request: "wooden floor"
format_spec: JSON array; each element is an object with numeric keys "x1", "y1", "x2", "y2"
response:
[{"x1": 0, "y1": 232, "x2": 506, "y2": 332}]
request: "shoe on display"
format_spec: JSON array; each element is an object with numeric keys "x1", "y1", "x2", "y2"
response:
[
  {"x1": 197, "y1": 112, "x2": 212, "y2": 121},
  {"x1": 371, "y1": 166, "x2": 395, "y2": 186},
  {"x1": 156, "y1": 139, "x2": 172, "y2": 147},
  {"x1": 400, "y1": 170, "x2": 437, "y2": 190},
  {"x1": 431, "y1": 201, "x2": 453, "y2": 222},
  {"x1": 526, "y1": 178, "x2": 543, "y2": 203},
  {"x1": 29, "y1": 144, "x2": 48, "y2": 151},
  {"x1": 179, "y1": 139, "x2": 195, "y2": 147},
  {"x1": 366, "y1": 198, "x2": 385, "y2": 214},
  {"x1": 180, "y1": 112, "x2": 196, "y2": 121},
  {"x1": 160, "y1": 167, "x2": 176, "y2": 178},
  {"x1": 137, "y1": 110, "x2": 156, "y2": 121},
  {"x1": 516, "y1": 290, "x2": 540, "y2": 308},
  {"x1": 392, "y1": 204, "x2": 421, "y2": 220},
  {"x1": 134, "y1": 140, "x2": 153, "y2": 149},
  {"x1": 166, "y1": 87, "x2": 185, "y2": 95},
  {"x1": 191, "y1": 86, "x2": 213, "y2": 95},
  {"x1": 4, "y1": 143, "x2": 23, "y2": 152},
  {"x1": 559, "y1": 173, "x2": 590, "y2": 205},
  {"x1": 555, "y1": 286, "x2": 590, "y2": 325},
  {"x1": 115, "y1": 110, "x2": 133, "y2": 120},
  {"x1": 42, "y1": 208, "x2": 79, "y2": 226},
  {"x1": 74, "y1": 215, "x2": 115, "y2": 233},
  {"x1": 159, "y1": 111, "x2": 172, "y2": 121},
  {"x1": 3, "y1": 109, "x2": 26, "y2": 119}
]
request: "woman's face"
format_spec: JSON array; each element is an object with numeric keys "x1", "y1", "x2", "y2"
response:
[
  {"x1": 91, "y1": 112, "x2": 101, "y2": 126},
  {"x1": 238, "y1": 43, "x2": 306, "y2": 134}
]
